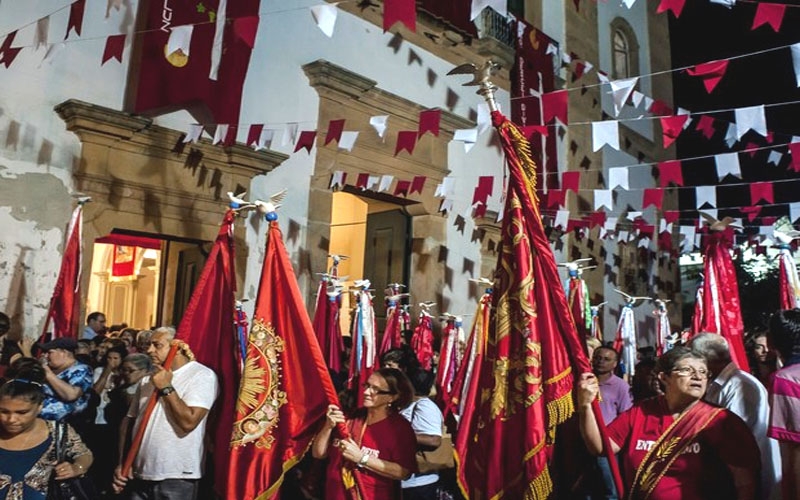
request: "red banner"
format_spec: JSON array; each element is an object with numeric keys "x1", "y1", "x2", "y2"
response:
[
  {"x1": 43, "y1": 206, "x2": 83, "y2": 339},
  {"x1": 132, "y1": 0, "x2": 259, "y2": 124},
  {"x1": 111, "y1": 245, "x2": 136, "y2": 277}
]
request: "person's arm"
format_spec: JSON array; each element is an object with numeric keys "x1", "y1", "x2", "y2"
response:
[
  {"x1": 312, "y1": 405, "x2": 344, "y2": 459},
  {"x1": 339, "y1": 438, "x2": 411, "y2": 480},
  {"x1": 55, "y1": 424, "x2": 94, "y2": 480},
  {"x1": 576, "y1": 373, "x2": 621, "y2": 456},
  {"x1": 43, "y1": 366, "x2": 84, "y2": 402},
  {"x1": 93, "y1": 367, "x2": 113, "y2": 394},
  {"x1": 150, "y1": 366, "x2": 209, "y2": 435},
  {"x1": 409, "y1": 400, "x2": 443, "y2": 450},
  {"x1": 416, "y1": 433, "x2": 442, "y2": 450},
  {"x1": 780, "y1": 441, "x2": 800, "y2": 500},
  {"x1": 729, "y1": 464, "x2": 758, "y2": 500}
]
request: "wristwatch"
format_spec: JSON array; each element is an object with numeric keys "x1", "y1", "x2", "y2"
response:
[
  {"x1": 158, "y1": 385, "x2": 176, "y2": 397},
  {"x1": 357, "y1": 453, "x2": 369, "y2": 468}
]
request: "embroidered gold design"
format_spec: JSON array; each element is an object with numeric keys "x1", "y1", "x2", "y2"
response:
[
  {"x1": 231, "y1": 319, "x2": 287, "y2": 449},
  {"x1": 489, "y1": 340, "x2": 543, "y2": 420}
]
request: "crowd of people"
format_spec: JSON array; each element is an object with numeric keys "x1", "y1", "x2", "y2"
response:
[{"x1": 0, "y1": 306, "x2": 799, "y2": 499}]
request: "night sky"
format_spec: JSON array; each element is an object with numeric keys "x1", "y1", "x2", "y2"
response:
[{"x1": 668, "y1": 1, "x2": 800, "y2": 228}]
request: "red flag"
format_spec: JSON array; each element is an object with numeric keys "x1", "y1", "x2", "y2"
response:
[
  {"x1": 102, "y1": 34, "x2": 125, "y2": 65},
  {"x1": 247, "y1": 124, "x2": 264, "y2": 147},
  {"x1": 378, "y1": 301, "x2": 404, "y2": 355},
  {"x1": 111, "y1": 246, "x2": 136, "y2": 277},
  {"x1": 383, "y1": 0, "x2": 416, "y2": 32},
  {"x1": 175, "y1": 210, "x2": 240, "y2": 497},
  {"x1": 695, "y1": 115, "x2": 716, "y2": 139},
  {"x1": 325, "y1": 119, "x2": 345, "y2": 145},
  {"x1": 410, "y1": 312, "x2": 434, "y2": 371},
  {"x1": 418, "y1": 109, "x2": 441, "y2": 137},
  {"x1": 458, "y1": 112, "x2": 615, "y2": 499},
  {"x1": 227, "y1": 221, "x2": 341, "y2": 499},
  {"x1": 132, "y1": 0, "x2": 260, "y2": 124},
  {"x1": 435, "y1": 318, "x2": 461, "y2": 409},
  {"x1": 0, "y1": 31, "x2": 22, "y2": 68},
  {"x1": 42, "y1": 205, "x2": 83, "y2": 339},
  {"x1": 658, "y1": 160, "x2": 683, "y2": 187},
  {"x1": 312, "y1": 276, "x2": 344, "y2": 373},
  {"x1": 696, "y1": 229, "x2": 748, "y2": 369},
  {"x1": 664, "y1": 210, "x2": 680, "y2": 224},
  {"x1": 294, "y1": 131, "x2": 317, "y2": 153},
  {"x1": 348, "y1": 286, "x2": 378, "y2": 408},
  {"x1": 686, "y1": 60, "x2": 728, "y2": 93},
  {"x1": 660, "y1": 115, "x2": 689, "y2": 148},
  {"x1": 752, "y1": 3, "x2": 786, "y2": 32},
  {"x1": 542, "y1": 90, "x2": 568, "y2": 124},
  {"x1": 448, "y1": 290, "x2": 491, "y2": 422},
  {"x1": 65, "y1": 0, "x2": 86, "y2": 39},
  {"x1": 790, "y1": 143, "x2": 800, "y2": 173},
  {"x1": 395, "y1": 131, "x2": 417, "y2": 156},
  {"x1": 410, "y1": 175, "x2": 426, "y2": 195},
  {"x1": 656, "y1": 0, "x2": 685, "y2": 18},
  {"x1": 643, "y1": 188, "x2": 664, "y2": 209},
  {"x1": 750, "y1": 182, "x2": 774, "y2": 204},
  {"x1": 561, "y1": 171, "x2": 580, "y2": 193},
  {"x1": 394, "y1": 179, "x2": 411, "y2": 196}
]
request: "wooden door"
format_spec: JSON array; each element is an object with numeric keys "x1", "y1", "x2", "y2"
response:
[{"x1": 364, "y1": 210, "x2": 410, "y2": 332}]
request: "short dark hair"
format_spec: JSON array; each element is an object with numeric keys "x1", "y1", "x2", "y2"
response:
[
  {"x1": 87, "y1": 312, "x2": 105, "y2": 323},
  {"x1": 593, "y1": 345, "x2": 619, "y2": 362},
  {"x1": 374, "y1": 367, "x2": 414, "y2": 410},
  {"x1": 105, "y1": 345, "x2": 129, "y2": 363},
  {"x1": 407, "y1": 369, "x2": 435, "y2": 397},
  {"x1": 380, "y1": 346, "x2": 419, "y2": 373},
  {"x1": 1, "y1": 360, "x2": 45, "y2": 405},
  {"x1": 655, "y1": 346, "x2": 706, "y2": 375},
  {"x1": 769, "y1": 309, "x2": 800, "y2": 360}
]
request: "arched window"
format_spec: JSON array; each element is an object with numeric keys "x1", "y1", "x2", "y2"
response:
[{"x1": 610, "y1": 18, "x2": 639, "y2": 80}]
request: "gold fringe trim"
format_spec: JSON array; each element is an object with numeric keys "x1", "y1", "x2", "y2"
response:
[
  {"x1": 501, "y1": 121, "x2": 538, "y2": 197},
  {"x1": 523, "y1": 465, "x2": 554, "y2": 500},
  {"x1": 544, "y1": 366, "x2": 572, "y2": 386},
  {"x1": 546, "y1": 390, "x2": 575, "y2": 442}
]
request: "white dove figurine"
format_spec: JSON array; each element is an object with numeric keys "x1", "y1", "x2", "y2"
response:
[{"x1": 254, "y1": 189, "x2": 288, "y2": 221}]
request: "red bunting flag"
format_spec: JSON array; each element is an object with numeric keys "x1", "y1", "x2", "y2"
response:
[
  {"x1": 384, "y1": 0, "x2": 416, "y2": 32},
  {"x1": 686, "y1": 60, "x2": 728, "y2": 93},
  {"x1": 102, "y1": 34, "x2": 125, "y2": 65},
  {"x1": 246, "y1": 124, "x2": 263, "y2": 147},
  {"x1": 410, "y1": 175, "x2": 426, "y2": 195},
  {"x1": 656, "y1": 0, "x2": 686, "y2": 18},
  {"x1": 356, "y1": 173, "x2": 370, "y2": 189},
  {"x1": 233, "y1": 16, "x2": 259, "y2": 48},
  {"x1": 643, "y1": 188, "x2": 664, "y2": 209},
  {"x1": 394, "y1": 179, "x2": 411, "y2": 196},
  {"x1": 561, "y1": 171, "x2": 580, "y2": 193},
  {"x1": 741, "y1": 206, "x2": 762, "y2": 222},
  {"x1": 589, "y1": 211, "x2": 607, "y2": 228},
  {"x1": 750, "y1": 182, "x2": 774, "y2": 205},
  {"x1": 472, "y1": 176, "x2": 494, "y2": 205},
  {"x1": 65, "y1": 0, "x2": 86, "y2": 39},
  {"x1": 542, "y1": 90, "x2": 568, "y2": 124},
  {"x1": 474, "y1": 202, "x2": 488, "y2": 218},
  {"x1": 41, "y1": 205, "x2": 84, "y2": 340},
  {"x1": 658, "y1": 160, "x2": 683, "y2": 187},
  {"x1": 418, "y1": 109, "x2": 441, "y2": 137},
  {"x1": 394, "y1": 130, "x2": 417, "y2": 156},
  {"x1": 752, "y1": 3, "x2": 786, "y2": 32},
  {"x1": 226, "y1": 221, "x2": 343, "y2": 499},
  {"x1": 175, "y1": 211, "x2": 240, "y2": 497},
  {"x1": 660, "y1": 115, "x2": 689, "y2": 148},
  {"x1": 790, "y1": 143, "x2": 800, "y2": 173},
  {"x1": 663, "y1": 210, "x2": 680, "y2": 224},
  {"x1": 545, "y1": 189, "x2": 565, "y2": 209},
  {"x1": 294, "y1": 130, "x2": 317, "y2": 153},
  {"x1": 521, "y1": 125, "x2": 549, "y2": 138},
  {"x1": 0, "y1": 31, "x2": 23, "y2": 68},
  {"x1": 695, "y1": 115, "x2": 716, "y2": 139},
  {"x1": 223, "y1": 125, "x2": 237, "y2": 147},
  {"x1": 649, "y1": 99, "x2": 673, "y2": 116},
  {"x1": 325, "y1": 119, "x2": 345, "y2": 145}
]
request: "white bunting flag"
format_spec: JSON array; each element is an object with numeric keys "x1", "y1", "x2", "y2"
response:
[
  {"x1": 378, "y1": 175, "x2": 394, "y2": 192},
  {"x1": 594, "y1": 189, "x2": 613, "y2": 211},
  {"x1": 735, "y1": 105, "x2": 767, "y2": 139},
  {"x1": 792, "y1": 43, "x2": 800, "y2": 87},
  {"x1": 454, "y1": 128, "x2": 478, "y2": 153},
  {"x1": 183, "y1": 124, "x2": 203, "y2": 143},
  {"x1": 790, "y1": 202, "x2": 800, "y2": 223},
  {"x1": 767, "y1": 150, "x2": 783, "y2": 166},
  {"x1": 608, "y1": 167, "x2": 629, "y2": 190},
  {"x1": 609, "y1": 77, "x2": 638, "y2": 116},
  {"x1": 167, "y1": 25, "x2": 194, "y2": 58},
  {"x1": 310, "y1": 4, "x2": 338, "y2": 37},
  {"x1": 329, "y1": 170, "x2": 346, "y2": 189},
  {"x1": 282, "y1": 122, "x2": 299, "y2": 147},
  {"x1": 555, "y1": 210, "x2": 570, "y2": 230},
  {"x1": 593, "y1": 120, "x2": 620, "y2": 151},
  {"x1": 696, "y1": 186, "x2": 717, "y2": 209},
  {"x1": 213, "y1": 124, "x2": 229, "y2": 145},
  {"x1": 370, "y1": 115, "x2": 389, "y2": 139},
  {"x1": 338, "y1": 131, "x2": 359, "y2": 152},
  {"x1": 715, "y1": 152, "x2": 741, "y2": 180}
]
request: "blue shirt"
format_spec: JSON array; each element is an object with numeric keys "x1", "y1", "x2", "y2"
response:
[
  {"x1": 40, "y1": 362, "x2": 93, "y2": 421},
  {"x1": 80, "y1": 325, "x2": 97, "y2": 340}
]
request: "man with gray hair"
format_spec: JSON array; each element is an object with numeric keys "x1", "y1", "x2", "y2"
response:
[{"x1": 691, "y1": 332, "x2": 781, "y2": 499}]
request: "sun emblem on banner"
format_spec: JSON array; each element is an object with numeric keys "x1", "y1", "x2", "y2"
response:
[{"x1": 231, "y1": 318, "x2": 286, "y2": 449}]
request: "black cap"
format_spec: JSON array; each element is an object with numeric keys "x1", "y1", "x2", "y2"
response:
[{"x1": 38, "y1": 337, "x2": 78, "y2": 352}]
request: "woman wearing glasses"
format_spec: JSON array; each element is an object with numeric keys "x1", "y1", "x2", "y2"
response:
[
  {"x1": 312, "y1": 367, "x2": 417, "y2": 499},
  {"x1": 0, "y1": 363, "x2": 93, "y2": 499},
  {"x1": 577, "y1": 346, "x2": 760, "y2": 499}
]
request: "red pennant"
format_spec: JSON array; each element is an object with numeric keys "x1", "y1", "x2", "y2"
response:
[
  {"x1": 294, "y1": 130, "x2": 317, "y2": 153},
  {"x1": 223, "y1": 125, "x2": 237, "y2": 147},
  {"x1": 384, "y1": 0, "x2": 416, "y2": 32},
  {"x1": 0, "y1": 31, "x2": 22, "y2": 68},
  {"x1": 649, "y1": 99, "x2": 673, "y2": 117},
  {"x1": 394, "y1": 179, "x2": 411, "y2": 196},
  {"x1": 695, "y1": 115, "x2": 716, "y2": 139},
  {"x1": 660, "y1": 115, "x2": 689, "y2": 148},
  {"x1": 418, "y1": 109, "x2": 441, "y2": 138},
  {"x1": 750, "y1": 182, "x2": 774, "y2": 205},
  {"x1": 741, "y1": 206, "x2": 762, "y2": 222},
  {"x1": 588, "y1": 211, "x2": 607, "y2": 228},
  {"x1": 356, "y1": 173, "x2": 370, "y2": 189},
  {"x1": 762, "y1": 216, "x2": 778, "y2": 227},
  {"x1": 658, "y1": 231, "x2": 673, "y2": 252},
  {"x1": 542, "y1": 90, "x2": 568, "y2": 124},
  {"x1": 102, "y1": 34, "x2": 125, "y2": 65},
  {"x1": 573, "y1": 61, "x2": 587, "y2": 80},
  {"x1": 247, "y1": 124, "x2": 263, "y2": 147},
  {"x1": 472, "y1": 176, "x2": 494, "y2": 205},
  {"x1": 686, "y1": 60, "x2": 728, "y2": 93},
  {"x1": 233, "y1": 16, "x2": 259, "y2": 48},
  {"x1": 658, "y1": 160, "x2": 683, "y2": 187},
  {"x1": 324, "y1": 119, "x2": 345, "y2": 145},
  {"x1": 752, "y1": 3, "x2": 786, "y2": 32},
  {"x1": 394, "y1": 130, "x2": 417, "y2": 156},
  {"x1": 744, "y1": 142, "x2": 760, "y2": 158},
  {"x1": 561, "y1": 171, "x2": 580, "y2": 193},
  {"x1": 545, "y1": 189, "x2": 565, "y2": 209},
  {"x1": 656, "y1": 0, "x2": 686, "y2": 18},
  {"x1": 643, "y1": 188, "x2": 664, "y2": 209},
  {"x1": 663, "y1": 210, "x2": 680, "y2": 224},
  {"x1": 790, "y1": 143, "x2": 800, "y2": 173},
  {"x1": 474, "y1": 203, "x2": 488, "y2": 219},
  {"x1": 65, "y1": 0, "x2": 86, "y2": 39},
  {"x1": 410, "y1": 175, "x2": 426, "y2": 194},
  {"x1": 521, "y1": 125, "x2": 549, "y2": 139}
]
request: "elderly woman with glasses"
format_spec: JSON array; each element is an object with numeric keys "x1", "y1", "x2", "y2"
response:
[
  {"x1": 577, "y1": 346, "x2": 761, "y2": 499},
  {"x1": 312, "y1": 367, "x2": 418, "y2": 500}
]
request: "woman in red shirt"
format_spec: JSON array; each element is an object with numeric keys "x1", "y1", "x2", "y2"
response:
[
  {"x1": 577, "y1": 346, "x2": 759, "y2": 500},
  {"x1": 312, "y1": 367, "x2": 418, "y2": 499}
]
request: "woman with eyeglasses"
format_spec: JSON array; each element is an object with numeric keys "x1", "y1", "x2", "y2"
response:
[
  {"x1": 0, "y1": 363, "x2": 93, "y2": 499},
  {"x1": 312, "y1": 367, "x2": 418, "y2": 499},
  {"x1": 577, "y1": 346, "x2": 760, "y2": 499}
]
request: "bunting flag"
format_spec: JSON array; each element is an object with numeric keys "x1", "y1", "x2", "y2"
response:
[
  {"x1": 449, "y1": 288, "x2": 491, "y2": 423},
  {"x1": 752, "y1": 2, "x2": 786, "y2": 32},
  {"x1": 0, "y1": 31, "x2": 23, "y2": 68},
  {"x1": 410, "y1": 310, "x2": 434, "y2": 371},
  {"x1": 435, "y1": 316, "x2": 461, "y2": 409},
  {"x1": 348, "y1": 285, "x2": 377, "y2": 408},
  {"x1": 686, "y1": 60, "x2": 729, "y2": 93},
  {"x1": 612, "y1": 304, "x2": 637, "y2": 377},
  {"x1": 654, "y1": 301, "x2": 671, "y2": 356},
  {"x1": 311, "y1": 272, "x2": 344, "y2": 374},
  {"x1": 383, "y1": 0, "x2": 416, "y2": 32},
  {"x1": 65, "y1": 0, "x2": 86, "y2": 39},
  {"x1": 102, "y1": 34, "x2": 126, "y2": 65},
  {"x1": 133, "y1": 0, "x2": 260, "y2": 124},
  {"x1": 174, "y1": 210, "x2": 240, "y2": 497},
  {"x1": 41, "y1": 204, "x2": 84, "y2": 340},
  {"x1": 656, "y1": 0, "x2": 686, "y2": 18},
  {"x1": 457, "y1": 111, "x2": 614, "y2": 500},
  {"x1": 566, "y1": 275, "x2": 591, "y2": 338},
  {"x1": 378, "y1": 294, "x2": 404, "y2": 355},
  {"x1": 693, "y1": 228, "x2": 748, "y2": 369},
  {"x1": 227, "y1": 220, "x2": 342, "y2": 499}
]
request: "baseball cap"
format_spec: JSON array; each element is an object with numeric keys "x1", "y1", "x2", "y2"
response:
[{"x1": 38, "y1": 337, "x2": 78, "y2": 352}]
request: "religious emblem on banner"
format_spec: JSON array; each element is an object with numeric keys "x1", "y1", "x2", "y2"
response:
[
  {"x1": 231, "y1": 319, "x2": 287, "y2": 449},
  {"x1": 112, "y1": 245, "x2": 136, "y2": 277}
]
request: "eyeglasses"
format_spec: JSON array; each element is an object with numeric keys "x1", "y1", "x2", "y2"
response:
[
  {"x1": 363, "y1": 383, "x2": 394, "y2": 395},
  {"x1": 670, "y1": 366, "x2": 711, "y2": 379}
]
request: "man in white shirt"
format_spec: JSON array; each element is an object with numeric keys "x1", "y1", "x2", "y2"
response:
[
  {"x1": 691, "y1": 332, "x2": 781, "y2": 499},
  {"x1": 112, "y1": 326, "x2": 219, "y2": 499}
]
